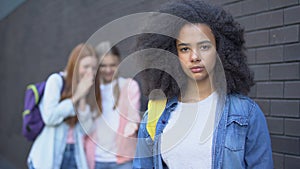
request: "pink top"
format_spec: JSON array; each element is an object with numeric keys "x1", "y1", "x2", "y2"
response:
[
  {"x1": 66, "y1": 127, "x2": 75, "y2": 144},
  {"x1": 84, "y1": 78, "x2": 141, "y2": 169}
]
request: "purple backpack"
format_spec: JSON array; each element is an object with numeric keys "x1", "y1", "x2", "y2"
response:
[{"x1": 22, "y1": 73, "x2": 64, "y2": 141}]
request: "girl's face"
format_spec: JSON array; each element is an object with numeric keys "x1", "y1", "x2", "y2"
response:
[
  {"x1": 176, "y1": 23, "x2": 217, "y2": 82},
  {"x1": 99, "y1": 54, "x2": 120, "y2": 84},
  {"x1": 78, "y1": 56, "x2": 98, "y2": 80}
]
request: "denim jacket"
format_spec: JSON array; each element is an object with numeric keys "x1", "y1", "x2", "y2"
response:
[{"x1": 133, "y1": 94, "x2": 273, "y2": 169}]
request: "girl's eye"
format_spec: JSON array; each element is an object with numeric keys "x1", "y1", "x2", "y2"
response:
[
  {"x1": 180, "y1": 47, "x2": 189, "y2": 52},
  {"x1": 200, "y1": 45, "x2": 211, "y2": 51}
]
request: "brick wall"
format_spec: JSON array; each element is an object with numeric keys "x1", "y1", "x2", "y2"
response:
[
  {"x1": 209, "y1": 0, "x2": 300, "y2": 168},
  {"x1": 0, "y1": 0, "x2": 299, "y2": 168}
]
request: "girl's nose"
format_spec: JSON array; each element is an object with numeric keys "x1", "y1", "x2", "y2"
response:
[{"x1": 191, "y1": 50, "x2": 201, "y2": 62}]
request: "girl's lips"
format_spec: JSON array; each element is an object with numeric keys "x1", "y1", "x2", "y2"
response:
[{"x1": 190, "y1": 66, "x2": 204, "y2": 73}]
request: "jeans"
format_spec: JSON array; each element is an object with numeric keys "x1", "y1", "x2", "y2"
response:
[
  {"x1": 95, "y1": 161, "x2": 132, "y2": 169},
  {"x1": 60, "y1": 144, "x2": 77, "y2": 169}
]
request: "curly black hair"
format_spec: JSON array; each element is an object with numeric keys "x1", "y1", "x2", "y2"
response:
[{"x1": 136, "y1": 0, "x2": 254, "y2": 99}]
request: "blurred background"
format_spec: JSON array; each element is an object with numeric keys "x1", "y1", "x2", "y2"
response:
[{"x1": 0, "y1": 0, "x2": 299, "y2": 168}]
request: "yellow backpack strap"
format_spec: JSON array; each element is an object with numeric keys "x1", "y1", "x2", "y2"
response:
[{"x1": 146, "y1": 99, "x2": 167, "y2": 140}]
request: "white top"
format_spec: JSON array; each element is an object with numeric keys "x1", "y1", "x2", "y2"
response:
[
  {"x1": 95, "y1": 77, "x2": 126, "y2": 162},
  {"x1": 161, "y1": 92, "x2": 218, "y2": 169},
  {"x1": 100, "y1": 79, "x2": 121, "y2": 132}
]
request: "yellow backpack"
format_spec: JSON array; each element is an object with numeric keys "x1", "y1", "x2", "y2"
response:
[{"x1": 146, "y1": 99, "x2": 167, "y2": 140}]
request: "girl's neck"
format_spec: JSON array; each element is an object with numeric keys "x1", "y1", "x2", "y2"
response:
[
  {"x1": 102, "y1": 80, "x2": 111, "y2": 84},
  {"x1": 180, "y1": 77, "x2": 215, "y2": 103},
  {"x1": 102, "y1": 77, "x2": 117, "y2": 85}
]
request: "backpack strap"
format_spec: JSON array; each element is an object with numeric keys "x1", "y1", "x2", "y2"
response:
[
  {"x1": 26, "y1": 84, "x2": 40, "y2": 105},
  {"x1": 146, "y1": 99, "x2": 167, "y2": 140}
]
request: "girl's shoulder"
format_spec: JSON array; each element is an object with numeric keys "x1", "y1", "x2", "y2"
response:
[
  {"x1": 118, "y1": 77, "x2": 127, "y2": 88},
  {"x1": 228, "y1": 94, "x2": 256, "y2": 109},
  {"x1": 227, "y1": 94, "x2": 262, "y2": 119},
  {"x1": 46, "y1": 72, "x2": 64, "y2": 87},
  {"x1": 118, "y1": 77, "x2": 139, "y2": 89}
]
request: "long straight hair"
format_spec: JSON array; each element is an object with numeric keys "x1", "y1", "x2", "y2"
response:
[
  {"x1": 96, "y1": 42, "x2": 121, "y2": 110},
  {"x1": 61, "y1": 43, "x2": 102, "y2": 126}
]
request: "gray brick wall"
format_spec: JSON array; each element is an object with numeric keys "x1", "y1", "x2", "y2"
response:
[
  {"x1": 212, "y1": 0, "x2": 300, "y2": 168},
  {"x1": 1, "y1": 0, "x2": 299, "y2": 168}
]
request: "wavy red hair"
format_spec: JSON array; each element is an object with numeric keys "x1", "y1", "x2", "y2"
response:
[{"x1": 61, "y1": 43, "x2": 102, "y2": 126}]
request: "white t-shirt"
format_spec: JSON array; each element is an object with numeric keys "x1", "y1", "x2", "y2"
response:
[
  {"x1": 95, "y1": 78, "x2": 126, "y2": 162},
  {"x1": 161, "y1": 92, "x2": 218, "y2": 169}
]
